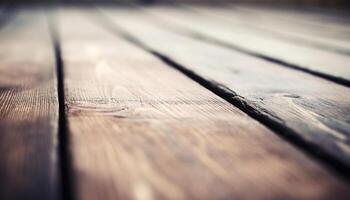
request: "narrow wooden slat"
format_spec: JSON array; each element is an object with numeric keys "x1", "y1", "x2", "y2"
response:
[
  {"x1": 140, "y1": 6, "x2": 350, "y2": 86},
  {"x1": 235, "y1": 5, "x2": 350, "y2": 36},
  {"x1": 0, "y1": 9, "x2": 59, "y2": 200},
  {"x1": 101, "y1": 8, "x2": 350, "y2": 172},
  {"x1": 185, "y1": 5, "x2": 350, "y2": 55},
  {"x1": 57, "y1": 9, "x2": 350, "y2": 200},
  {"x1": 233, "y1": 6, "x2": 350, "y2": 40}
]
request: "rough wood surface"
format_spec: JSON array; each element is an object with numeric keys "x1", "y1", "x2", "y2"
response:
[
  {"x1": 55, "y1": 9, "x2": 350, "y2": 200},
  {"x1": 0, "y1": 10, "x2": 59, "y2": 200},
  {"x1": 185, "y1": 5, "x2": 350, "y2": 55},
  {"x1": 101, "y1": 8, "x2": 350, "y2": 171},
  {"x1": 140, "y1": 6, "x2": 350, "y2": 85}
]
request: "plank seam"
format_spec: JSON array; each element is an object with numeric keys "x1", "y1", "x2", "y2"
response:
[
  {"x1": 47, "y1": 13, "x2": 75, "y2": 200},
  {"x1": 96, "y1": 11, "x2": 350, "y2": 182}
]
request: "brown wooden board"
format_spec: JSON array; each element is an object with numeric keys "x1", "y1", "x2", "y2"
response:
[
  {"x1": 0, "y1": 9, "x2": 59, "y2": 200},
  {"x1": 101, "y1": 8, "x2": 350, "y2": 174},
  {"x1": 57, "y1": 8, "x2": 350, "y2": 200},
  {"x1": 184, "y1": 5, "x2": 350, "y2": 56},
  {"x1": 139, "y1": 6, "x2": 350, "y2": 86}
]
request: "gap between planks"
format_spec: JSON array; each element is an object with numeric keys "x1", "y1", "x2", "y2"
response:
[{"x1": 47, "y1": 11, "x2": 75, "y2": 200}]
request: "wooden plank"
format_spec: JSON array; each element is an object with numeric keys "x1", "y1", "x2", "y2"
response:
[
  {"x1": 101, "y1": 8, "x2": 350, "y2": 172},
  {"x1": 234, "y1": 6, "x2": 350, "y2": 40},
  {"x1": 56, "y1": 9, "x2": 350, "y2": 200},
  {"x1": 0, "y1": 9, "x2": 59, "y2": 200},
  {"x1": 235, "y1": 5, "x2": 350, "y2": 36},
  {"x1": 139, "y1": 6, "x2": 350, "y2": 86},
  {"x1": 184, "y1": 5, "x2": 350, "y2": 55}
]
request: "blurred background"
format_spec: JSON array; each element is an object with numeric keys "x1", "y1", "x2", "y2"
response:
[{"x1": 0, "y1": 0, "x2": 349, "y2": 8}]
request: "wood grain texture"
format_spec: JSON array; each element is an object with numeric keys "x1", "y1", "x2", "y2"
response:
[
  {"x1": 0, "y1": 9, "x2": 59, "y2": 200},
  {"x1": 139, "y1": 6, "x2": 350, "y2": 85},
  {"x1": 184, "y1": 5, "x2": 350, "y2": 55},
  {"x1": 101, "y1": 8, "x2": 350, "y2": 171},
  {"x1": 57, "y1": 9, "x2": 350, "y2": 200}
]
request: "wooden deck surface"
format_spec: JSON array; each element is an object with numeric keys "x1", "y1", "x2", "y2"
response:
[{"x1": 0, "y1": 4, "x2": 350, "y2": 200}]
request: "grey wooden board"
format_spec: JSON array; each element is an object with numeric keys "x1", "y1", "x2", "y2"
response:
[
  {"x1": 0, "y1": 9, "x2": 59, "y2": 200},
  {"x1": 234, "y1": 5, "x2": 350, "y2": 37},
  {"x1": 56, "y1": 9, "x2": 350, "y2": 200},
  {"x1": 139, "y1": 6, "x2": 350, "y2": 85},
  {"x1": 101, "y1": 8, "x2": 350, "y2": 170},
  {"x1": 184, "y1": 5, "x2": 350, "y2": 55}
]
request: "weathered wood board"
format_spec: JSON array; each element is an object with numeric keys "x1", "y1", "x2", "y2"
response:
[
  {"x1": 234, "y1": 5, "x2": 350, "y2": 37},
  {"x1": 140, "y1": 6, "x2": 350, "y2": 86},
  {"x1": 0, "y1": 10, "x2": 59, "y2": 200},
  {"x1": 56, "y1": 9, "x2": 350, "y2": 200},
  {"x1": 184, "y1": 5, "x2": 350, "y2": 55},
  {"x1": 101, "y1": 8, "x2": 350, "y2": 171}
]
